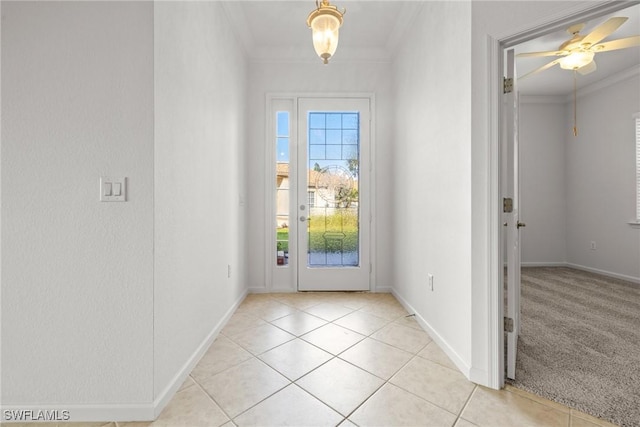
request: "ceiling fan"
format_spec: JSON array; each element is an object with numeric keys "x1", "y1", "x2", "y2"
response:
[{"x1": 518, "y1": 16, "x2": 640, "y2": 80}]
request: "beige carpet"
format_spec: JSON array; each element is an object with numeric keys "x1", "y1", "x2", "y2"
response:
[{"x1": 508, "y1": 267, "x2": 640, "y2": 427}]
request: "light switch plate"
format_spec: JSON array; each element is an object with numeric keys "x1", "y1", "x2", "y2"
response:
[{"x1": 100, "y1": 177, "x2": 126, "y2": 202}]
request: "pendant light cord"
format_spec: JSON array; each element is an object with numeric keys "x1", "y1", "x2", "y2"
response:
[{"x1": 573, "y1": 70, "x2": 578, "y2": 137}]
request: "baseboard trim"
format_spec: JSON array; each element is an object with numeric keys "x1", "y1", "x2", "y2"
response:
[
  {"x1": 1, "y1": 288, "x2": 250, "y2": 423},
  {"x1": 469, "y1": 367, "x2": 490, "y2": 387},
  {"x1": 520, "y1": 262, "x2": 567, "y2": 267},
  {"x1": 390, "y1": 289, "x2": 472, "y2": 380},
  {"x1": 1, "y1": 289, "x2": 250, "y2": 423},
  {"x1": 249, "y1": 286, "x2": 392, "y2": 294},
  {"x1": 152, "y1": 288, "x2": 248, "y2": 419},
  {"x1": 520, "y1": 262, "x2": 640, "y2": 284},
  {"x1": 565, "y1": 263, "x2": 640, "y2": 285}
]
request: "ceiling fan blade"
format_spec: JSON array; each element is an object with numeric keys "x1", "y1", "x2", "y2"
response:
[
  {"x1": 519, "y1": 59, "x2": 561, "y2": 80},
  {"x1": 577, "y1": 60, "x2": 597, "y2": 75},
  {"x1": 517, "y1": 50, "x2": 565, "y2": 58},
  {"x1": 581, "y1": 17, "x2": 628, "y2": 46},
  {"x1": 592, "y1": 35, "x2": 640, "y2": 52}
]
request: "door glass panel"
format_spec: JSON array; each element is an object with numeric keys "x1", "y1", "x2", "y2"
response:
[
  {"x1": 275, "y1": 111, "x2": 290, "y2": 266},
  {"x1": 307, "y1": 112, "x2": 359, "y2": 267}
]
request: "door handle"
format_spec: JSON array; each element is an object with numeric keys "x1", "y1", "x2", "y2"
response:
[{"x1": 517, "y1": 222, "x2": 526, "y2": 228}]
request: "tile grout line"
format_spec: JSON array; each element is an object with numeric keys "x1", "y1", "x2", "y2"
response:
[
  {"x1": 188, "y1": 372, "x2": 238, "y2": 426},
  {"x1": 336, "y1": 340, "x2": 435, "y2": 425},
  {"x1": 380, "y1": 350, "x2": 470, "y2": 421},
  {"x1": 274, "y1": 312, "x2": 409, "y2": 424},
  {"x1": 197, "y1": 294, "x2": 446, "y2": 426},
  {"x1": 340, "y1": 378, "x2": 388, "y2": 424},
  {"x1": 451, "y1": 384, "x2": 479, "y2": 427},
  {"x1": 337, "y1": 350, "x2": 417, "y2": 424},
  {"x1": 194, "y1": 354, "x2": 294, "y2": 425}
]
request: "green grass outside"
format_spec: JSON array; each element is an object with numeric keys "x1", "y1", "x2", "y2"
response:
[{"x1": 277, "y1": 213, "x2": 359, "y2": 253}]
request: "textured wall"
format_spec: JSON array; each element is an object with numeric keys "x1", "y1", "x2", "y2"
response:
[
  {"x1": 392, "y1": 0, "x2": 473, "y2": 373},
  {"x1": 520, "y1": 99, "x2": 568, "y2": 264},
  {"x1": 565, "y1": 73, "x2": 640, "y2": 281},
  {"x1": 1, "y1": 1, "x2": 154, "y2": 404},
  {"x1": 518, "y1": 73, "x2": 640, "y2": 283},
  {"x1": 153, "y1": 1, "x2": 248, "y2": 400}
]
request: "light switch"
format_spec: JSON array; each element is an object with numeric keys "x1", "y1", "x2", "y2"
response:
[{"x1": 100, "y1": 177, "x2": 126, "y2": 202}]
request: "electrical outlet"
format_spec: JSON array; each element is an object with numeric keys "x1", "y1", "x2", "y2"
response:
[
  {"x1": 227, "y1": 264, "x2": 231, "y2": 278},
  {"x1": 590, "y1": 241, "x2": 596, "y2": 250},
  {"x1": 428, "y1": 274, "x2": 434, "y2": 291}
]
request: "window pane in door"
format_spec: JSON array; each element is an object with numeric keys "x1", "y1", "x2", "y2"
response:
[
  {"x1": 276, "y1": 111, "x2": 290, "y2": 266},
  {"x1": 307, "y1": 112, "x2": 360, "y2": 267}
]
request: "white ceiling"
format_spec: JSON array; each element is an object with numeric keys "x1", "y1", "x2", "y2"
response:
[{"x1": 224, "y1": 1, "x2": 640, "y2": 95}]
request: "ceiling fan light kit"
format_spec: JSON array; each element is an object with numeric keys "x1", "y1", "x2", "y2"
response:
[
  {"x1": 517, "y1": 16, "x2": 640, "y2": 136},
  {"x1": 559, "y1": 51, "x2": 595, "y2": 70},
  {"x1": 518, "y1": 16, "x2": 639, "y2": 79},
  {"x1": 307, "y1": 0, "x2": 345, "y2": 64}
]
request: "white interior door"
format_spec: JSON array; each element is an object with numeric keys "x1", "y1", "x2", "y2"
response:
[
  {"x1": 505, "y1": 49, "x2": 522, "y2": 380},
  {"x1": 297, "y1": 98, "x2": 370, "y2": 291}
]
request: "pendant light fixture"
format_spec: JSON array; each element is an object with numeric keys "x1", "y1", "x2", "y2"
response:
[{"x1": 307, "y1": 0, "x2": 345, "y2": 64}]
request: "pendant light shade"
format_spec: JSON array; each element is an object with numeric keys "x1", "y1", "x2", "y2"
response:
[{"x1": 307, "y1": 0, "x2": 345, "y2": 64}]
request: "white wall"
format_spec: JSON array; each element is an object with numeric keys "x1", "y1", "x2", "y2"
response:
[
  {"x1": 565, "y1": 71, "x2": 640, "y2": 281},
  {"x1": 153, "y1": 0, "x2": 248, "y2": 406},
  {"x1": 1, "y1": 0, "x2": 154, "y2": 405},
  {"x1": 518, "y1": 73, "x2": 640, "y2": 283},
  {"x1": 391, "y1": 0, "x2": 473, "y2": 375},
  {"x1": 1, "y1": 1, "x2": 248, "y2": 419},
  {"x1": 246, "y1": 61, "x2": 394, "y2": 292},
  {"x1": 520, "y1": 98, "x2": 567, "y2": 264}
]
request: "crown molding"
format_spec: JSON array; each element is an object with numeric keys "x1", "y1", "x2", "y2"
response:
[
  {"x1": 248, "y1": 45, "x2": 392, "y2": 64},
  {"x1": 219, "y1": 1, "x2": 254, "y2": 58},
  {"x1": 567, "y1": 64, "x2": 640, "y2": 102},
  {"x1": 386, "y1": 2, "x2": 424, "y2": 57}
]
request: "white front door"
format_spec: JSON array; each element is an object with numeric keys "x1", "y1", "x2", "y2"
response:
[
  {"x1": 297, "y1": 98, "x2": 371, "y2": 291},
  {"x1": 504, "y1": 49, "x2": 523, "y2": 380}
]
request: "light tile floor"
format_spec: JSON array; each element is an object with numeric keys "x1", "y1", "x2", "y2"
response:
[{"x1": 6, "y1": 292, "x2": 619, "y2": 427}]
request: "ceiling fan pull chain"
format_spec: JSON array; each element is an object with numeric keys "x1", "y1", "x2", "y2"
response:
[{"x1": 573, "y1": 70, "x2": 578, "y2": 137}]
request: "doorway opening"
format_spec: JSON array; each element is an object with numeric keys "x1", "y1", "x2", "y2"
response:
[{"x1": 494, "y1": 2, "x2": 639, "y2": 425}]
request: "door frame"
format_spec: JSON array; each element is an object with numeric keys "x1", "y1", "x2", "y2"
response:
[
  {"x1": 487, "y1": 1, "x2": 632, "y2": 388},
  {"x1": 264, "y1": 93, "x2": 377, "y2": 293}
]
